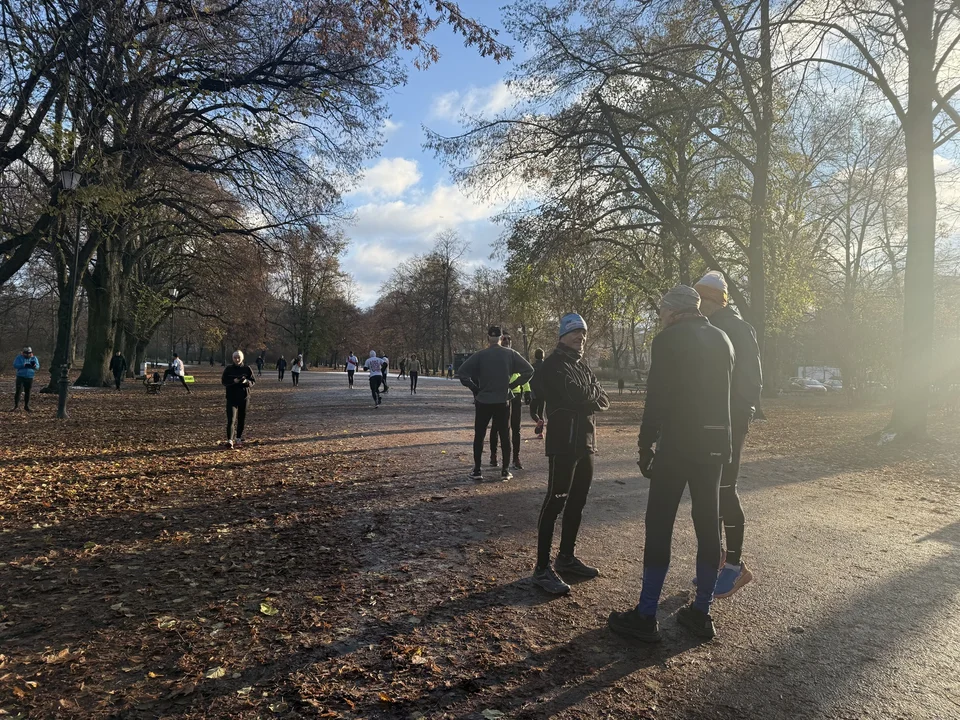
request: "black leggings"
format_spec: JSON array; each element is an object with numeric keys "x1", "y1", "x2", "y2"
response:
[
  {"x1": 410, "y1": 371, "x2": 418, "y2": 392},
  {"x1": 474, "y1": 401, "x2": 509, "y2": 470},
  {"x1": 720, "y1": 414, "x2": 749, "y2": 565},
  {"x1": 491, "y1": 397, "x2": 522, "y2": 458},
  {"x1": 226, "y1": 398, "x2": 249, "y2": 441},
  {"x1": 369, "y1": 375, "x2": 382, "y2": 404},
  {"x1": 537, "y1": 453, "x2": 594, "y2": 568},
  {"x1": 347, "y1": 369, "x2": 355, "y2": 386},
  {"x1": 292, "y1": 371, "x2": 300, "y2": 386},
  {"x1": 14, "y1": 377, "x2": 33, "y2": 409},
  {"x1": 530, "y1": 397, "x2": 545, "y2": 424},
  {"x1": 639, "y1": 457, "x2": 722, "y2": 614},
  {"x1": 278, "y1": 369, "x2": 285, "y2": 381},
  {"x1": 113, "y1": 372, "x2": 123, "y2": 390}
]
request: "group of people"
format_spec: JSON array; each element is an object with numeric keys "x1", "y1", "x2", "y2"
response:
[
  {"x1": 344, "y1": 351, "x2": 425, "y2": 406},
  {"x1": 271, "y1": 354, "x2": 304, "y2": 384},
  {"x1": 454, "y1": 270, "x2": 761, "y2": 642}
]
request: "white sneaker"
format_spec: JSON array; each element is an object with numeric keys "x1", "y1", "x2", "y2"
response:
[{"x1": 227, "y1": 439, "x2": 234, "y2": 449}]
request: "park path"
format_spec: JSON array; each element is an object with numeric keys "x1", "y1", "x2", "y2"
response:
[{"x1": 1, "y1": 368, "x2": 959, "y2": 719}]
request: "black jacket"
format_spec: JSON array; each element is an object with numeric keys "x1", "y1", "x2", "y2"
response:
[
  {"x1": 531, "y1": 344, "x2": 610, "y2": 456},
  {"x1": 530, "y1": 359, "x2": 544, "y2": 397},
  {"x1": 276, "y1": 358, "x2": 287, "y2": 371},
  {"x1": 638, "y1": 316, "x2": 734, "y2": 464},
  {"x1": 109, "y1": 355, "x2": 127, "y2": 376},
  {"x1": 222, "y1": 363, "x2": 255, "y2": 402},
  {"x1": 709, "y1": 304, "x2": 762, "y2": 417}
]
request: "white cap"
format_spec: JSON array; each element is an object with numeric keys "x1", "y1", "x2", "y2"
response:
[{"x1": 696, "y1": 270, "x2": 728, "y2": 293}]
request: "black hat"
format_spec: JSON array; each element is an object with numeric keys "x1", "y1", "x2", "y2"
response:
[{"x1": 487, "y1": 325, "x2": 502, "y2": 337}]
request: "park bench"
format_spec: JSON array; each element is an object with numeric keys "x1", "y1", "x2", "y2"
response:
[
  {"x1": 142, "y1": 375, "x2": 195, "y2": 394},
  {"x1": 629, "y1": 383, "x2": 645, "y2": 394}
]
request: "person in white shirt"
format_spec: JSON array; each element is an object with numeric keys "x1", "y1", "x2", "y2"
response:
[
  {"x1": 363, "y1": 350, "x2": 385, "y2": 408},
  {"x1": 291, "y1": 354, "x2": 303, "y2": 386},
  {"x1": 380, "y1": 355, "x2": 390, "y2": 392},
  {"x1": 163, "y1": 353, "x2": 191, "y2": 393},
  {"x1": 346, "y1": 352, "x2": 359, "y2": 388}
]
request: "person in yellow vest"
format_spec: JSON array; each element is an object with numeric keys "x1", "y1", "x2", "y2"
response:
[{"x1": 490, "y1": 334, "x2": 532, "y2": 470}]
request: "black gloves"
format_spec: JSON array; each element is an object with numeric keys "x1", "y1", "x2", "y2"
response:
[
  {"x1": 638, "y1": 448, "x2": 656, "y2": 479},
  {"x1": 523, "y1": 391, "x2": 531, "y2": 405}
]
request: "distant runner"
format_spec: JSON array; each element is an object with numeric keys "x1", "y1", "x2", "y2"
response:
[
  {"x1": 364, "y1": 351, "x2": 385, "y2": 408},
  {"x1": 346, "y1": 351, "x2": 359, "y2": 389}
]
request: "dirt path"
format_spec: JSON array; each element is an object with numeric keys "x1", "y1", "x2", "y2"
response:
[{"x1": 1, "y1": 369, "x2": 958, "y2": 718}]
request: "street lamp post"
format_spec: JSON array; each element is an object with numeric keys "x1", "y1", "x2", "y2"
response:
[
  {"x1": 168, "y1": 288, "x2": 179, "y2": 360},
  {"x1": 57, "y1": 168, "x2": 82, "y2": 420}
]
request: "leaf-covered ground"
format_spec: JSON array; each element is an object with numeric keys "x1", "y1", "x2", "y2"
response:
[{"x1": 1, "y1": 370, "x2": 959, "y2": 719}]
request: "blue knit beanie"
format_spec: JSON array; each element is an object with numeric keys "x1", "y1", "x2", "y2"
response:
[{"x1": 559, "y1": 313, "x2": 587, "y2": 338}]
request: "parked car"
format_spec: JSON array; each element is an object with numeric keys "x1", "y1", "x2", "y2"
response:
[
  {"x1": 790, "y1": 377, "x2": 828, "y2": 393},
  {"x1": 822, "y1": 379, "x2": 843, "y2": 392}
]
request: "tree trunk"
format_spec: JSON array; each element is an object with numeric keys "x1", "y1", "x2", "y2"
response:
[
  {"x1": 889, "y1": 0, "x2": 936, "y2": 438},
  {"x1": 76, "y1": 237, "x2": 121, "y2": 386},
  {"x1": 41, "y1": 261, "x2": 75, "y2": 393}
]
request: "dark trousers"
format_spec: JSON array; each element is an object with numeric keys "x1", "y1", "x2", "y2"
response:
[
  {"x1": 278, "y1": 369, "x2": 285, "y2": 381},
  {"x1": 226, "y1": 398, "x2": 249, "y2": 441},
  {"x1": 14, "y1": 377, "x2": 33, "y2": 409},
  {"x1": 491, "y1": 397, "x2": 522, "y2": 459},
  {"x1": 410, "y1": 371, "x2": 419, "y2": 393},
  {"x1": 347, "y1": 369, "x2": 355, "y2": 386},
  {"x1": 638, "y1": 457, "x2": 722, "y2": 616},
  {"x1": 474, "y1": 401, "x2": 509, "y2": 470},
  {"x1": 369, "y1": 375, "x2": 382, "y2": 404},
  {"x1": 381, "y1": 372, "x2": 389, "y2": 390},
  {"x1": 720, "y1": 414, "x2": 750, "y2": 565},
  {"x1": 292, "y1": 371, "x2": 300, "y2": 386},
  {"x1": 256, "y1": 363, "x2": 263, "y2": 377},
  {"x1": 113, "y1": 372, "x2": 123, "y2": 390},
  {"x1": 537, "y1": 453, "x2": 594, "y2": 568},
  {"x1": 529, "y1": 397, "x2": 545, "y2": 424}
]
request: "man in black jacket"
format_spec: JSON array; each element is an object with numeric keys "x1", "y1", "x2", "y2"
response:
[
  {"x1": 608, "y1": 286, "x2": 734, "y2": 642},
  {"x1": 109, "y1": 351, "x2": 127, "y2": 390},
  {"x1": 695, "y1": 271, "x2": 761, "y2": 598},
  {"x1": 529, "y1": 313, "x2": 610, "y2": 595}
]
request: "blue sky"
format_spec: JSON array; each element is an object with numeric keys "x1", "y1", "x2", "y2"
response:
[{"x1": 340, "y1": 1, "x2": 523, "y2": 306}]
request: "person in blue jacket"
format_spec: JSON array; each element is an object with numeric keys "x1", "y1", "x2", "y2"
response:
[{"x1": 13, "y1": 346, "x2": 40, "y2": 412}]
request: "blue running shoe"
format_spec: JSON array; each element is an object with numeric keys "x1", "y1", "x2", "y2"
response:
[{"x1": 714, "y1": 562, "x2": 754, "y2": 599}]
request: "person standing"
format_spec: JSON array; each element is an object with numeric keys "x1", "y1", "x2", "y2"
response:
[
  {"x1": 694, "y1": 270, "x2": 761, "y2": 598},
  {"x1": 380, "y1": 355, "x2": 390, "y2": 392},
  {"x1": 346, "y1": 351, "x2": 359, "y2": 388},
  {"x1": 447, "y1": 363, "x2": 454, "y2": 379},
  {"x1": 529, "y1": 315, "x2": 610, "y2": 595},
  {"x1": 221, "y1": 350, "x2": 256, "y2": 449},
  {"x1": 456, "y1": 326, "x2": 534, "y2": 482},
  {"x1": 276, "y1": 355, "x2": 287, "y2": 381},
  {"x1": 12, "y1": 347, "x2": 39, "y2": 412},
  {"x1": 607, "y1": 286, "x2": 734, "y2": 642},
  {"x1": 408, "y1": 353, "x2": 421, "y2": 394},
  {"x1": 364, "y1": 350, "x2": 385, "y2": 408},
  {"x1": 617, "y1": 376, "x2": 625, "y2": 396},
  {"x1": 291, "y1": 354, "x2": 303, "y2": 386},
  {"x1": 110, "y1": 351, "x2": 127, "y2": 391},
  {"x1": 490, "y1": 334, "x2": 530, "y2": 470},
  {"x1": 164, "y1": 353, "x2": 191, "y2": 393},
  {"x1": 529, "y1": 348, "x2": 546, "y2": 439},
  {"x1": 256, "y1": 353, "x2": 264, "y2": 378}
]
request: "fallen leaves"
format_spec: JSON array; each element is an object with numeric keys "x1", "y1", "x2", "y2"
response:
[{"x1": 259, "y1": 601, "x2": 279, "y2": 616}]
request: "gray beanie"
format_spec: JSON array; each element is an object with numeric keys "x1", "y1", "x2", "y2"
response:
[
  {"x1": 559, "y1": 313, "x2": 588, "y2": 338},
  {"x1": 660, "y1": 285, "x2": 701, "y2": 313}
]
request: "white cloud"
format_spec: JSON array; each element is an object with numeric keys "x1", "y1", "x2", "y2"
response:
[
  {"x1": 430, "y1": 80, "x2": 517, "y2": 121},
  {"x1": 342, "y1": 182, "x2": 507, "y2": 306},
  {"x1": 352, "y1": 157, "x2": 422, "y2": 197},
  {"x1": 382, "y1": 118, "x2": 403, "y2": 135}
]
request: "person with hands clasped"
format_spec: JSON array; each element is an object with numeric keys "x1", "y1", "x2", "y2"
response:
[
  {"x1": 608, "y1": 286, "x2": 734, "y2": 643},
  {"x1": 222, "y1": 350, "x2": 256, "y2": 449},
  {"x1": 529, "y1": 314, "x2": 610, "y2": 595}
]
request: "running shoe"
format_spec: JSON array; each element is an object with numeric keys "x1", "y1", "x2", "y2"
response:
[
  {"x1": 555, "y1": 553, "x2": 599, "y2": 578},
  {"x1": 676, "y1": 603, "x2": 716, "y2": 640},
  {"x1": 532, "y1": 566, "x2": 570, "y2": 595},
  {"x1": 607, "y1": 609, "x2": 661, "y2": 643},
  {"x1": 468, "y1": 467, "x2": 483, "y2": 481},
  {"x1": 714, "y1": 562, "x2": 754, "y2": 599},
  {"x1": 500, "y1": 468, "x2": 513, "y2": 481},
  {"x1": 692, "y1": 550, "x2": 726, "y2": 587},
  {"x1": 534, "y1": 419, "x2": 544, "y2": 436},
  {"x1": 489, "y1": 455, "x2": 498, "y2": 467},
  {"x1": 511, "y1": 457, "x2": 523, "y2": 470},
  {"x1": 227, "y1": 439, "x2": 235, "y2": 450},
  {"x1": 235, "y1": 437, "x2": 244, "y2": 446}
]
